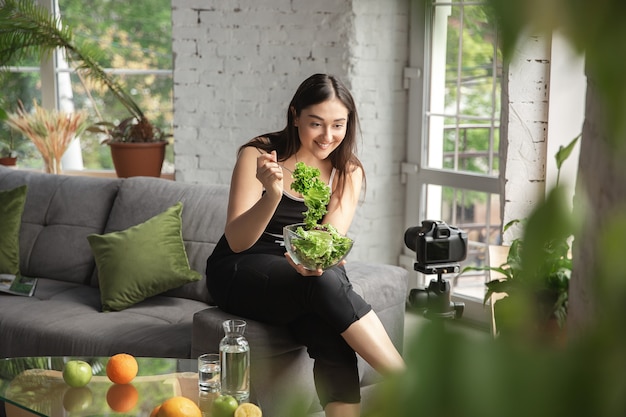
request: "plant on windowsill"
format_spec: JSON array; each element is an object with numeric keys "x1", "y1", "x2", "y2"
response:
[
  {"x1": 5, "y1": 100, "x2": 90, "y2": 174},
  {"x1": 460, "y1": 135, "x2": 580, "y2": 345},
  {"x1": 0, "y1": 105, "x2": 16, "y2": 166},
  {"x1": 0, "y1": 99, "x2": 34, "y2": 167},
  {"x1": 0, "y1": 0, "x2": 171, "y2": 177}
]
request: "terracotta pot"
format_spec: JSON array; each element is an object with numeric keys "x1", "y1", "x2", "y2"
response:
[
  {"x1": 108, "y1": 141, "x2": 167, "y2": 178},
  {"x1": 0, "y1": 156, "x2": 17, "y2": 167}
]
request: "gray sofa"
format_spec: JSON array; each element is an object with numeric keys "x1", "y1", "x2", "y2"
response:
[{"x1": 0, "y1": 166, "x2": 409, "y2": 416}]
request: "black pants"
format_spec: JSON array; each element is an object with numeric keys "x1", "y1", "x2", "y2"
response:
[{"x1": 207, "y1": 235, "x2": 372, "y2": 407}]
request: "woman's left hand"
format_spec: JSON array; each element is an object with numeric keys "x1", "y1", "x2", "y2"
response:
[{"x1": 285, "y1": 252, "x2": 324, "y2": 276}]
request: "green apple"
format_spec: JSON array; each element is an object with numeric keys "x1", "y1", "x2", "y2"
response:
[
  {"x1": 211, "y1": 395, "x2": 239, "y2": 417},
  {"x1": 62, "y1": 360, "x2": 93, "y2": 388}
]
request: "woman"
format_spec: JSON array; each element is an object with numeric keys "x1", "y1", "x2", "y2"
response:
[{"x1": 206, "y1": 73, "x2": 405, "y2": 417}]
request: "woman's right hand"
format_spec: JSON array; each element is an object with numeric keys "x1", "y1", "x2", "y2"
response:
[{"x1": 256, "y1": 150, "x2": 283, "y2": 198}]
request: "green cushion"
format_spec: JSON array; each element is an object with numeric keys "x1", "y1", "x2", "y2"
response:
[
  {"x1": 0, "y1": 185, "x2": 27, "y2": 275},
  {"x1": 87, "y1": 202, "x2": 202, "y2": 312}
]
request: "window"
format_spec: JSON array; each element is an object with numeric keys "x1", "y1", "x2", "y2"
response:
[
  {"x1": 0, "y1": 0, "x2": 173, "y2": 172},
  {"x1": 405, "y1": 0, "x2": 502, "y2": 324}
]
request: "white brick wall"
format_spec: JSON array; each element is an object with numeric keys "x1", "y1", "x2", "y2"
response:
[
  {"x1": 501, "y1": 34, "x2": 551, "y2": 244},
  {"x1": 172, "y1": 0, "x2": 410, "y2": 264}
]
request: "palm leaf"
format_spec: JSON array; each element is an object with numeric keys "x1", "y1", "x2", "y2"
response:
[{"x1": 0, "y1": 0, "x2": 143, "y2": 121}]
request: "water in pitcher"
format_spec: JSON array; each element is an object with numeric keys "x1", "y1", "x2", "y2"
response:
[{"x1": 219, "y1": 319, "x2": 250, "y2": 403}]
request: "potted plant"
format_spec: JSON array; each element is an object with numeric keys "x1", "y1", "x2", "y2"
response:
[
  {"x1": 461, "y1": 135, "x2": 580, "y2": 344},
  {"x1": 0, "y1": 99, "x2": 34, "y2": 167},
  {"x1": 0, "y1": 105, "x2": 17, "y2": 166},
  {"x1": 0, "y1": 0, "x2": 170, "y2": 177},
  {"x1": 475, "y1": 216, "x2": 571, "y2": 343},
  {"x1": 5, "y1": 100, "x2": 90, "y2": 174}
]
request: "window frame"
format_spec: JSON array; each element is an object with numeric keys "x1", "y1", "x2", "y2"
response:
[{"x1": 404, "y1": 0, "x2": 502, "y2": 326}]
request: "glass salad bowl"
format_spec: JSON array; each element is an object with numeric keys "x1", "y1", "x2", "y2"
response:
[{"x1": 283, "y1": 223, "x2": 354, "y2": 271}]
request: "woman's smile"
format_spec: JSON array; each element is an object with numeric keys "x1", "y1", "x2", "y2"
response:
[{"x1": 295, "y1": 97, "x2": 349, "y2": 159}]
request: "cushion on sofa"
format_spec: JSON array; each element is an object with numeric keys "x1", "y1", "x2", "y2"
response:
[
  {"x1": 88, "y1": 202, "x2": 202, "y2": 312},
  {"x1": 0, "y1": 168, "x2": 121, "y2": 285},
  {"x1": 0, "y1": 185, "x2": 27, "y2": 275},
  {"x1": 100, "y1": 177, "x2": 230, "y2": 304}
]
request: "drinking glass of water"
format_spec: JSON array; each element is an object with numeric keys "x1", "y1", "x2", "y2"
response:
[{"x1": 198, "y1": 353, "x2": 221, "y2": 392}]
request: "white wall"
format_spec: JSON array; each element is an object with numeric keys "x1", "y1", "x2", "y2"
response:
[
  {"x1": 501, "y1": 34, "x2": 552, "y2": 243},
  {"x1": 501, "y1": 33, "x2": 585, "y2": 244},
  {"x1": 545, "y1": 32, "x2": 585, "y2": 195},
  {"x1": 171, "y1": 0, "x2": 410, "y2": 264}
]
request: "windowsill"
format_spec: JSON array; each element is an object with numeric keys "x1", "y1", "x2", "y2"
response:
[
  {"x1": 63, "y1": 169, "x2": 175, "y2": 180},
  {"x1": 7, "y1": 167, "x2": 175, "y2": 181}
]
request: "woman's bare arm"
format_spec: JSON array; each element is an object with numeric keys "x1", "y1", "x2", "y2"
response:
[{"x1": 224, "y1": 147, "x2": 284, "y2": 252}]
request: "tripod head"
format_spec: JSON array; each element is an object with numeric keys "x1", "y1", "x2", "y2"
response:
[{"x1": 407, "y1": 262, "x2": 464, "y2": 320}]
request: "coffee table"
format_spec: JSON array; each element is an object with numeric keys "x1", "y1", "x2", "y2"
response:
[{"x1": 0, "y1": 356, "x2": 217, "y2": 417}]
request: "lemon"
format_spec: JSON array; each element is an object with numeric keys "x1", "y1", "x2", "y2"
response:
[{"x1": 234, "y1": 403, "x2": 262, "y2": 417}]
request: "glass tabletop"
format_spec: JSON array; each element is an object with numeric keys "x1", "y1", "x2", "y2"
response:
[{"x1": 0, "y1": 356, "x2": 217, "y2": 417}]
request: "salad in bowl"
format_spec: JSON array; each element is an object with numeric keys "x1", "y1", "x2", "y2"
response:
[
  {"x1": 284, "y1": 223, "x2": 353, "y2": 270},
  {"x1": 283, "y1": 162, "x2": 354, "y2": 270}
]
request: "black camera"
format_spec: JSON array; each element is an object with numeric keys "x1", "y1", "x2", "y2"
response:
[
  {"x1": 404, "y1": 220, "x2": 468, "y2": 320},
  {"x1": 404, "y1": 220, "x2": 468, "y2": 270}
]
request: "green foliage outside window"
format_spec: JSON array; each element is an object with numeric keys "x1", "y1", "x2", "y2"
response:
[{"x1": 0, "y1": 0, "x2": 174, "y2": 171}]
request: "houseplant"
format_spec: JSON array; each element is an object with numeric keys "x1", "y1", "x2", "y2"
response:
[
  {"x1": 0, "y1": 99, "x2": 35, "y2": 167},
  {"x1": 0, "y1": 105, "x2": 17, "y2": 166},
  {"x1": 5, "y1": 100, "x2": 89, "y2": 174},
  {"x1": 461, "y1": 135, "x2": 580, "y2": 343},
  {"x1": 0, "y1": 0, "x2": 170, "y2": 177}
]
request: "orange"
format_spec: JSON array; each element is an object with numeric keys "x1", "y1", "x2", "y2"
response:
[
  {"x1": 106, "y1": 383, "x2": 139, "y2": 412},
  {"x1": 157, "y1": 396, "x2": 202, "y2": 417},
  {"x1": 150, "y1": 404, "x2": 162, "y2": 417},
  {"x1": 234, "y1": 403, "x2": 263, "y2": 417},
  {"x1": 106, "y1": 353, "x2": 138, "y2": 384}
]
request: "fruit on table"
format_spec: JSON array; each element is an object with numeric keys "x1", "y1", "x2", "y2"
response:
[
  {"x1": 150, "y1": 404, "x2": 162, "y2": 417},
  {"x1": 106, "y1": 353, "x2": 138, "y2": 384},
  {"x1": 234, "y1": 403, "x2": 263, "y2": 417},
  {"x1": 211, "y1": 395, "x2": 239, "y2": 417},
  {"x1": 198, "y1": 391, "x2": 220, "y2": 414},
  {"x1": 157, "y1": 396, "x2": 202, "y2": 417},
  {"x1": 62, "y1": 360, "x2": 92, "y2": 388}
]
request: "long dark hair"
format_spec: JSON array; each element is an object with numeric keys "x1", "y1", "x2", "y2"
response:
[{"x1": 240, "y1": 73, "x2": 365, "y2": 200}]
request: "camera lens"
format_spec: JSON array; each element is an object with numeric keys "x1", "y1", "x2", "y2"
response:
[{"x1": 404, "y1": 226, "x2": 419, "y2": 252}]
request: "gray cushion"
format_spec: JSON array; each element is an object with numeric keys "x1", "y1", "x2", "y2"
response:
[{"x1": 0, "y1": 168, "x2": 120, "y2": 284}]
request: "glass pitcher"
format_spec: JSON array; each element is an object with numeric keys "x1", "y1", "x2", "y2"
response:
[{"x1": 219, "y1": 319, "x2": 250, "y2": 402}]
